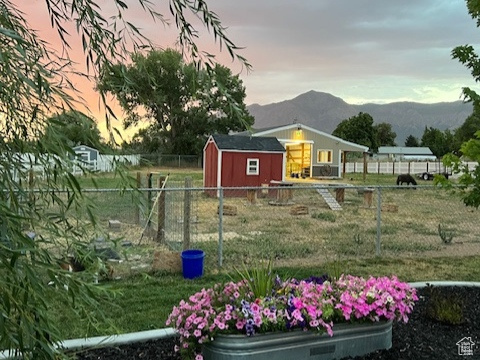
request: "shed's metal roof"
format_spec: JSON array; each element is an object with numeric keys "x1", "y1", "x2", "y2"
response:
[
  {"x1": 211, "y1": 134, "x2": 285, "y2": 152},
  {"x1": 378, "y1": 146, "x2": 433, "y2": 155}
]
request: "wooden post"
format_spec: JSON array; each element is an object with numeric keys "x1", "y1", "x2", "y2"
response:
[
  {"x1": 301, "y1": 143, "x2": 305, "y2": 171},
  {"x1": 342, "y1": 151, "x2": 347, "y2": 178},
  {"x1": 408, "y1": 162, "x2": 411, "y2": 174},
  {"x1": 135, "y1": 172, "x2": 141, "y2": 224},
  {"x1": 377, "y1": 161, "x2": 380, "y2": 175},
  {"x1": 156, "y1": 176, "x2": 166, "y2": 243},
  {"x1": 29, "y1": 169, "x2": 34, "y2": 205},
  {"x1": 183, "y1": 177, "x2": 192, "y2": 250},
  {"x1": 392, "y1": 161, "x2": 395, "y2": 175},
  {"x1": 147, "y1": 173, "x2": 153, "y2": 231},
  {"x1": 335, "y1": 188, "x2": 345, "y2": 203},
  {"x1": 363, "y1": 152, "x2": 367, "y2": 182}
]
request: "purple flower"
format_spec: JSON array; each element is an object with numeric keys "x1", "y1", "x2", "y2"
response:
[{"x1": 167, "y1": 275, "x2": 417, "y2": 360}]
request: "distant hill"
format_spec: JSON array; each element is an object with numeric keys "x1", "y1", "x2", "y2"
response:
[{"x1": 246, "y1": 90, "x2": 472, "y2": 145}]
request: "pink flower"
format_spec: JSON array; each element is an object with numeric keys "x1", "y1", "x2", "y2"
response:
[
  {"x1": 236, "y1": 320, "x2": 246, "y2": 330},
  {"x1": 167, "y1": 275, "x2": 417, "y2": 359},
  {"x1": 251, "y1": 303, "x2": 260, "y2": 313},
  {"x1": 292, "y1": 298, "x2": 304, "y2": 309}
]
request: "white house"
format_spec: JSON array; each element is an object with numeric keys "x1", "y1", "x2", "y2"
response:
[
  {"x1": 237, "y1": 123, "x2": 369, "y2": 178},
  {"x1": 375, "y1": 146, "x2": 436, "y2": 161}
]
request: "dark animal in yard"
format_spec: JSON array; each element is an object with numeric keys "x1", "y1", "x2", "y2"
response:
[
  {"x1": 396, "y1": 174, "x2": 417, "y2": 188},
  {"x1": 59, "y1": 255, "x2": 86, "y2": 272},
  {"x1": 58, "y1": 254, "x2": 114, "y2": 281}
]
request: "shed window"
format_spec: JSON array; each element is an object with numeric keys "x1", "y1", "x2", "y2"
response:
[
  {"x1": 246, "y1": 158, "x2": 259, "y2": 175},
  {"x1": 76, "y1": 151, "x2": 90, "y2": 163},
  {"x1": 317, "y1": 150, "x2": 332, "y2": 163}
]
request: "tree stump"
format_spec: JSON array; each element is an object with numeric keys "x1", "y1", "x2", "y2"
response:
[
  {"x1": 363, "y1": 188, "x2": 374, "y2": 208},
  {"x1": 335, "y1": 188, "x2": 345, "y2": 203},
  {"x1": 246, "y1": 189, "x2": 257, "y2": 204}
]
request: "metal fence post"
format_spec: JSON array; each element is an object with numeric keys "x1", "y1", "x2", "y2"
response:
[
  {"x1": 218, "y1": 187, "x2": 224, "y2": 268},
  {"x1": 376, "y1": 186, "x2": 382, "y2": 256},
  {"x1": 135, "y1": 172, "x2": 141, "y2": 225},
  {"x1": 183, "y1": 177, "x2": 192, "y2": 250}
]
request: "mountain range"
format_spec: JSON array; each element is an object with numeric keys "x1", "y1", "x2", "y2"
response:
[{"x1": 246, "y1": 90, "x2": 473, "y2": 145}]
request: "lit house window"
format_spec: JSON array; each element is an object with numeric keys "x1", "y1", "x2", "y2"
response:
[
  {"x1": 247, "y1": 158, "x2": 259, "y2": 175},
  {"x1": 317, "y1": 150, "x2": 332, "y2": 163}
]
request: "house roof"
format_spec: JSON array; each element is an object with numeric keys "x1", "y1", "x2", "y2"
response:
[
  {"x1": 210, "y1": 134, "x2": 286, "y2": 152},
  {"x1": 238, "y1": 123, "x2": 369, "y2": 153},
  {"x1": 73, "y1": 144, "x2": 98, "y2": 152},
  {"x1": 235, "y1": 124, "x2": 291, "y2": 136},
  {"x1": 378, "y1": 146, "x2": 433, "y2": 155}
]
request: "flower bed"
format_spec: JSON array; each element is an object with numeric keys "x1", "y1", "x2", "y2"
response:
[{"x1": 167, "y1": 274, "x2": 418, "y2": 360}]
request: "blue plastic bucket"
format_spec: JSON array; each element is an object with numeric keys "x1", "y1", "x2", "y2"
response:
[{"x1": 181, "y1": 249, "x2": 205, "y2": 279}]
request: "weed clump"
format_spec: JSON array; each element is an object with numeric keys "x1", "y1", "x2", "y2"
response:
[
  {"x1": 311, "y1": 212, "x2": 336, "y2": 222},
  {"x1": 438, "y1": 223, "x2": 454, "y2": 244},
  {"x1": 425, "y1": 284, "x2": 464, "y2": 325}
]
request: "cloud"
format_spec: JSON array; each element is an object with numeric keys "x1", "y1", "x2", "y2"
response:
[
  {"x1": 19, "y1": 0, "x2": 480, "y2": 130},
  {"x1": 199, "y1": 0, "x2": 480, "y2": 104}
]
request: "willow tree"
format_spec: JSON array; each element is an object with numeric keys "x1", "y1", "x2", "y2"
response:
[{"x1": 0, "y1": 0, "x2": 247, "y2": 358}]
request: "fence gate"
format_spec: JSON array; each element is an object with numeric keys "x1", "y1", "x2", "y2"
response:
[{"x1": 146, "y1": 178, "x2": 198, "y2": 251}]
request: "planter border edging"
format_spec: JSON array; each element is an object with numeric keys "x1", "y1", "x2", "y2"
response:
[
  {"x1": 0, "y1": 328, "x2": 177, "y2": 359},
  {"x1": 409, "y1": 281, "x2": 480, "y2": 289},
  {"x1": 59, "y1": 327, "x2": 177, "y2": 351}
]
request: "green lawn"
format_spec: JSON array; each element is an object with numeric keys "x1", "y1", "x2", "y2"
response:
[
  {"x1": 49, "y1": 167, "x2": 474, "y2": 340},
  {"x1": 55, "y1": 255, "x2": 480, "y2": 340}
]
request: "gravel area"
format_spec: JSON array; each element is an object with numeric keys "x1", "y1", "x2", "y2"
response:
[{"x1": 73, "y1": 286, "x2": 480, "y2": 360}]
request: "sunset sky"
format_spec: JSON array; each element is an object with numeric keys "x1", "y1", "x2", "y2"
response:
[{"x1": 21, "y1": 0, "x2": 480, "y2": 138}]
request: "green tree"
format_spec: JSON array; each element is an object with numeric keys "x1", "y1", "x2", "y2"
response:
[
  {"x1": 98, "y1": 49, "x2": 254, "y2": 155},
  {"x1": 404, "y1": 135, "x2": 420, "y2": 147},
  {"x1": 454, "y1": 109, "x2": 480, "y2": 151},
  {"x1": 374, "y1": 122, "x2": 396, "y2": 146},
  {"x1": 333, "y1": 112, "x2": 378, "y2": 152},
  {"x1": 441, "y1": 0, "x2": 480, "y2": 207},
  {"x1": 442, "y1": 131, "x2": 480, "y2": 207},
  {"x1": 44, "y1": 110, "x2": 105, "y2": 149},
  {"x1": 420, "y1": 127, "x2": 455, "y2": 158},
  {"x1": 123, "y1": 126, "x2": 165, "y2": 154},
  {"x1": 0, "y1": 1, "x2": 246, "y2": 358}
]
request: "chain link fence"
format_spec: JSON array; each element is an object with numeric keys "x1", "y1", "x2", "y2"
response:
[
  {"x1": 69, "y1": 182, "x2": 480, "y2": 277},
  {"x1": 138, "y1": 154, "x2": 201, "y2": 168}
]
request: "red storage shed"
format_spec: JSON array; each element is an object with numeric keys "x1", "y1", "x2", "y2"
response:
[{"x1": 203, "y1": 134, "x2": 286, "y2": 196}]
